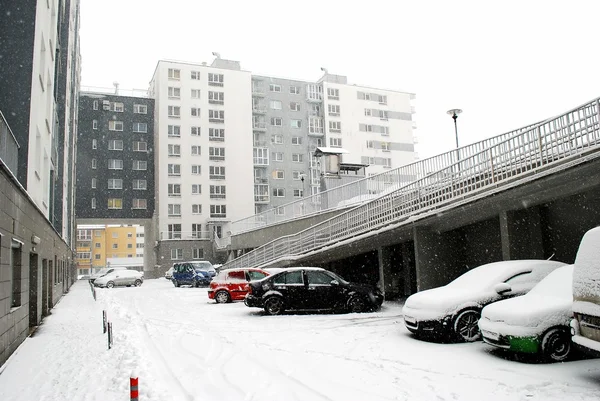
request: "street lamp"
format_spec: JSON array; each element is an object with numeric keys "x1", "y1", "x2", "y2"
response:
[{"x1": 447, "y1": 109, "x2": 462, "y2": 166}]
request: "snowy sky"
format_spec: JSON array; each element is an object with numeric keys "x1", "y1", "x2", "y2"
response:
[{"x1": 79, "y1": 0, "x2": 600, "y2": 158}]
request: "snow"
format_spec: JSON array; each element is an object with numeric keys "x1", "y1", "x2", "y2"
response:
[
  {"x1": 1, "y1": 279, "x2": 599, "y2": 401},
  {"x1": 573, "y1": 226, "x2": 600, "y2": 301}
]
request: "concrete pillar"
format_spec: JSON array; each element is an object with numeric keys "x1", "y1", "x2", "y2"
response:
[
  {"x1": 377, "y1": 246, "x2": 393, "y2": 294},
  {"x1": 499, "y1": 207, "x2": 544, "y2": 260},
  {"x1": 401, "y1": 242, "x2": 416, "y2": 296},
  {"x1": 142, "y1": 220, "x2": 156, "y2": 275}
]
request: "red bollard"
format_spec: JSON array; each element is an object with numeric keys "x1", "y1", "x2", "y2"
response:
[{"x1": 130, "y1": 375, "x2": 139, "y2": 401}]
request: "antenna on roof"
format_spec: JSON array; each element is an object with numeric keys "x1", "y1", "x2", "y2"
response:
[
  {"x1": 112, "y1": 81, "x2": 119, "y2": 95},
  {"x1": 320, "y1": 67, "x2": 328, "y2": 74},
  {"x1": 212, "y1": 52, "x2": 221, "y2": 59}
]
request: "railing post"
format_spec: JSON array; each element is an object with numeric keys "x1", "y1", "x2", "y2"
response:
[
  {"x1": 488, "y1": 149, "x2": 495, "y2": 184},
  {"x1": 537, "y1": 126, "x2": 544, "y2": 166}
]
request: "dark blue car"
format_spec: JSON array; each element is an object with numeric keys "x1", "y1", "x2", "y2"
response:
[{"x1": 171, "y1": 261, "x2": 216, "y2": 287}]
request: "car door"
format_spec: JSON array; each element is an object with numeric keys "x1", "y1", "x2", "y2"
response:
[
  {"x1": 271, "y1": 271, "x2": 307, "y2": 310},
  {"x1": 305, "y1": 270, "x2": 337, "y2": 310},
  {"x1": 228, "y1": 270, "x2": 248, "y2": 299},
  {"x1": 503, "y1": 270, "x2": 534, "y2": 297},
  {"x1": 182, "y1": 263, "x2": 195, "y2": 284}
]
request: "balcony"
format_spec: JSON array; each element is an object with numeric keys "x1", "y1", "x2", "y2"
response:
[
  {"x1": 159, "y1": 231, "x2": 211, "y2": 240},
  {"x1": 252, "y1": 106, "x2": 267, "y2": 114},
  {"x1": 252, "y1": 122, "x2": 267, "y2": 132},
  {"x1": 0, "y1": 110, "x2": 20, "y2": 175},
  {"x1": 252, "y1": 86, "x2": 265, "y2": 97},
  {"x1": 307, "y1": 93, "x2": 323, "y2": 103},
  {"x1": 254, "y1": 177, "x2": 268, "y2": 184},
  {"x1": 254, "y1": 194, "x2": 270, "y2": 204}
]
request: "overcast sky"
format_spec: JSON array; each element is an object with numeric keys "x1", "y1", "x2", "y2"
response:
[{"x1": 79, "y1": 0, "x2": 600, "y2": 158}]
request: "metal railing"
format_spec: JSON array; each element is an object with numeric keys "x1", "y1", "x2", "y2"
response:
[
  {"x1": 0, "y1": 110, "x2": 20, "y2": 174},
  {"x1": 159, "y1": 231, "x2": 212, "y2": 240},
  {"x1": 222, "y1": 97, "x2": 600, "y2": 270}
]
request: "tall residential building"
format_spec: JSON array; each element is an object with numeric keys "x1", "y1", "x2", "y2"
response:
[{"x1": 149, "y1": 58, "x2": 255, "y2": 265}]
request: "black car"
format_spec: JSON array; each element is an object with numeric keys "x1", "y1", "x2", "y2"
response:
[{"x1": 244, "y1": 267, "x2": 384, "y2": 315}]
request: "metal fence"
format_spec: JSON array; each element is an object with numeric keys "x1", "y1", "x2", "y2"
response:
[
  {"x1": 222, "y1": 97, "x2": 600, "y2": 270},
  {"x1": 0, "y1": 110, "x2": 20, "y2": 175}
]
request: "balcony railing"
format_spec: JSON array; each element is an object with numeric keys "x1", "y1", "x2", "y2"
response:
[
  {"x1": 0, "y1": 110, "x2": 20, "y2": 174},
  {"x1": 159, "y1": 231, "x2": 212, "y2": 240}
]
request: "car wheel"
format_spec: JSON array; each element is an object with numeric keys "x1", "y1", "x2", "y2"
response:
[
  {"x1": 542, "y1": 328, "x2": 571, "y2": 362},
  {"x1": 134, "y1": 279, "x2": 142, "y2": 287},
  {"x1": 215, "y1": 290, "x2": 231, "y2": 304},
  {"x1": 173, "y1": 279, "x2": 179, "y2": 287},
  {"x1": 106, "y1": 281, "x2": 115, "y2": 289},
  {"x1": 453, "y1": 309, "x2": 481, "y2": 342},
  {"x1": 348, "y1": 296, "x2": 366, "y2": 313},
  {"x1": 264, "y1": 296, "x2": 284, "y2": 315}
]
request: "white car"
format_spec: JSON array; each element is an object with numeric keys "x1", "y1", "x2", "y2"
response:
[
  {"x1": 479, "y1": 265, "x2": 574, "y2": 361},
  {"x1": 165, "y1": 267, "x2": 174, "y2": 280},
  {"x1": 94, "y1": 270, "x2": 144, "y2": 288},
  {"x1": 402, "y1": 260, "x2": 566, "y2": 342}
]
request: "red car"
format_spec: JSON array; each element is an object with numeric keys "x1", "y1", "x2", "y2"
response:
[{"x1": 208, "y1": 268, "x2": 271, "y2": 303}]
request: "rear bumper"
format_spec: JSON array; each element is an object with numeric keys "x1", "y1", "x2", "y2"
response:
[{"x1": 207, "y1": 290, "x2": 215, "y2": 299}]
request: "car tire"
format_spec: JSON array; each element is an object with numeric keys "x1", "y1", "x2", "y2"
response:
[
  {"x1": 264, "y1": 296, "x2": 284, "y2": 315},
  {"x1": 134, "y1": 279, "x2": 142, "y2": 287},
  {"x1": 348, "y1": 296, "x2": 366, "y2": 313},
  {"x1": 215, "y1": 290, "x2": 231, "y2": 304},
  {"x1": 106, "y1": 281, "x2": 115, "y2": 289},
  {"x1": 541, "y1": 327, "x2": 571, "y2": 362},
  {"x1": 453, "y1": 309, "x2": 481, "y2": 342},
  {"x1": 173, "y1": 279, "x2": 179, "y2": 287}
]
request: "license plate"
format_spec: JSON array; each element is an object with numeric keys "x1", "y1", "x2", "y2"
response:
[
  {"x1": 404, "y1": 315, "x2": 416, "y2": 324},
  {"x1": 482, "y1": 330, "x2": 499, "y2": 341}
]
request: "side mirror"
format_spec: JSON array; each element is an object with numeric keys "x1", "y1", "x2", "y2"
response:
[
  {"x1": 494, "y1": 283, "x2": 512, "y2": 295},
  {"x1": 330, "y1": 280, "x2": 339, "y2": 286}
]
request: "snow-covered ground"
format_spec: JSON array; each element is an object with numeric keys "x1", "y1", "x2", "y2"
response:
[{"x1": 0, "y1": 279, "x2": 599, "y2": 401}]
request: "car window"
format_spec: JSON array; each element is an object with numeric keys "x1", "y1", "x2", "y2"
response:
[
  {"x1": 504, "y1": 271, "x2": 532, "y2": 285},
  {"x1": 247, "y1": 271, "x2": 267, "y2": 281},
  {"x1": 285, "y1": 271, "x2": 304, "y2": 285},
  {"x1": 307, "y1": 271, "x2": 333, "y2": 285},
  {"x1": 228, "y1": 271, "x2": 246, "y2": 282}
]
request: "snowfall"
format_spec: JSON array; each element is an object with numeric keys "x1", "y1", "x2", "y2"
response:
[{"x1": 0, "y1": 279, "x2": 599, "y2": 401}]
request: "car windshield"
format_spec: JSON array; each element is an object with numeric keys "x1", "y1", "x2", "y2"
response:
[
  {"x1": 191, "y1": 262, "x2": 214, "y2": 271},
  {"x1": 327, "y1": 271, "x2": 348, "y2": 284},
  {"x1": 527, "y1": 265, "x2": 574, "y2": 299},
  {"x1": 447, "y1": 263, "x2": 512, "y2": 289}
]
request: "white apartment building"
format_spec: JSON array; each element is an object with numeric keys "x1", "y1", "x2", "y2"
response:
[{"x1": 150, "y1": 58, "x2": 255, "y2": 263}]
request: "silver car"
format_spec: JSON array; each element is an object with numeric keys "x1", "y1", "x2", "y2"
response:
[{"x1": 94, "y1": 270, "x2": 144, "y2": 288}]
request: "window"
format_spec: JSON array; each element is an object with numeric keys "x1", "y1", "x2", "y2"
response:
[
  {"x1": 171, "y1": 249, "x2": 183, "y2": 260},
  {"x1": 108, "y1": 159, "x2": 123, "y2": 169},
  {"x1": 168, "y1": 144, "x2": 181, "y2": 156},
  {"x1": 381, "y1": 142, "x2": 390, "y2": 151},
  {"x1": 329, "y1": 121, "x2": 341, "y2": 132},
  {"x1": 132, "y1": 160, "x2": 147, "y2": 170},
  {"x1": 327, "y1": 87, "x2": 340, "y2": 99},
  {"x1": 92, "y1": 158, "x2": 97, "y2": 169},
  {"x1": 209, "y1": 128, "x2": 225, "y2": 141},
  {"x1": 253, "y1": 148, "x2": 269, "y2": 165},
  {"x1": 210, "y1": 205, "x2": 227, "y2": 218},
  {"x1": 112, "y1": 102, "x2": 124, "y2": 112},
  {"x1": 108, "y1": 178, "x2": 123, "y2": 189},
  {"x1": 272, "y1": 188, "x2": 285, "y2": 197},
  {"x1": 191, "y1": 165, "x2": 201, "y2": 175},
  {"x1": 291, "y1": 119, "x2": 302, "y2": 129},
  {"x1": 270, "y1": 117, "x2": 282, "y2": 126},
  {"x1": 133, "y1": 141, "x2": 147, "y2": 152},
  {"x1": 366, "y1": 140, "x2": 374, "y2": 149},
  {"x1": 134, "y1": 104, "x2": 147, "y2": 114},
  {"x1": 271, "y1": 134, "x2": 283, "y2": 144},
  {"x1": 93, "y1": 100, "x2": 98, "y2": 110},
  {"x1": 92, "y1": 139, "x2": 97, "y2": 149},
  {"x1": 191, "y1": 89, "x2": 201, "y2": 98},
  {"x1": 209, "y1": 147, "x2": 225, "y2": 161},
  {"x1": 192, "y1": 184, "x2": 201, "y2": 194},
  {"x1": 309, "y1": 118, "x2": 324, "y2": 134},
  {"x1": 291, "y1": 137, "x2": 302, "y2": 145},
  {"x1": 91, "y1": 198, "x2": 96, "y2": 208},
  {"x1": 208, "y1": 110, "x2": 224, "y2": 122},
  {"x1": 208, "y1": 73, "x2": 224, "y2": 86},
  {"x1": 191, "y1": 145, "x2": 201, "y2": 155},
  {"x1": 168, "y1": 68, "x2": 180, "y2": 80},
  {"x1": 377, "y1": 94, "x2": 387, "y2": 104},
  {"x1": 108, "y1": 140, "x2": 123, "y2": 150},
  {"x1": 274, "y1": 207, "x2": 285, "y2": 216},
  {"x1": 208, "y1": 91, "x2": 224, "y2": 104},
  {"x1": 192, "y1": 204, "x2": 202, "y2": 214},
  {"x1": 293, "y1": 189, "x2": 304, "y2": 198},
  {"x1": 269, "y1": 100, "x2": 282, "y2": 110},
  {"x1": 133, "y1": 123, "x2": 147, "y2": 133},
  {"x1": 133, "y1": 179, "x2": 147, "y2": 190},
  {"x1": 91, "y1": 178, "x2": 97, "y2": 188},
  {"x1": 108, "y1": 198, "x2": 123, "y2": 209},
  {"x1": 290, "y1": 102, "x2": 300, "y2": 111},
  {"x1": 289, "y1": 86, "x2": 300, "y2": 95},
  {"x1": 273, "y1": 170, "x2": 284, "y2": 179},
  {"x1": 168, "y1": 106, "x2": 180, "y2": 118},
  {"x1": 168, "y1": 204, "x2": 181, "y2": 216},
  {"x1": 210, "y1": 185, "x2": 226, "y2": 199},
  {"x1": 192, "y1": 248, "x2": 204, "y2": 259},
  {"x1": 330, "y1": 138, "x2": 342, "y2": 147},
  {"x1": 168, "y1": 183, "x2": 181, "y2": 196},
  {"x1": 191, "y1": 107, "x2": 201, "y2": 117},
  {"x1": 209, "y1": 166, "x2": 225, "y2": 179},
  {"x1": 168, "y1": 164, "x2": 181, "y2": 176},
  {"x1": 109, "y1": 121, "x2": 123, "y2": 131},
  {"x1": 273, "y1": 152, "x2": 283, "y2": 162},
  {"x1": 269, "y1": 84, "x2": 281, "y2": 92},
  {"x1": 191, "y1": 126, "x2": 201, "y2": 136},
  {"x1": 132, "y1": 199, "x2": 147, "y2": 209},
  {"x1": 168, "y1": 125, "x2": 181, "y2": 137},
  {"x1": 365, "y1": 108, "x2": 372, "y2": 116},
  {"x1": 168, "y1": 224, "x2": 182, "y2": 239},
  {"x1": 191, "y1": 71, "x2": 200, "y2": 80},
  {"x1": 328, "y1": 104, "x2": 340, "y2": 116},
  {"x1": 93, "y1": 120, "x2": 98, "y2": 129},
  {"x1": 292, "y1": 153, "x2": 303, "y2": 163}
]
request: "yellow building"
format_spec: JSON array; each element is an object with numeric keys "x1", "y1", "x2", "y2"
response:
[{"x1": 76, "y1": 225, "x2": 139, "y2": 275}]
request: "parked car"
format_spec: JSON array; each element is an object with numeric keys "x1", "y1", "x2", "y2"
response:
[
  {"x1": 571, "y1": 226, "x2": 600, "y2": 357},
  {"x1": 89, "y1": 266, "x2": 128, "y2": 284},
  {"x1": 94, "y1": 270, "x2": 144, "y2": 288},
  {"x1": 172, "y1": 261, "x2": 215, "y2": 287},
  {"x1": 208, "y1": 268, "x2": 271, "y2": 303},
  {"x1": 165, "y1": 267, "x2": 174, "y2": 280},
  {"x1": 479, "y1": 264, "x2": 574, "y2": 361},
  {"x1": 402, "y1": 260, "x2": 566, "y2": 342},
  {"x1": 244, "y1": 267, "x2": 384, "y2": 315}
]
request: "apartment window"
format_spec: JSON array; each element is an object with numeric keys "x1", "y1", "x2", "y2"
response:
[
  {"x1": 132, "y1": 160, "x2": 147, "y2": 170},
  {"x1": 309, "y1": 118, "x2": 324, "y2": 134},
  {"x1": 273, "y1": 170, "x2": 284, "y2": 179},
  {"x1": 273, "y1": 152, "x2": 283, "y2": 162},
  {"x1": 330, "y1": 138, "x2": 342, "y2": 148},
  {"x1": 168, "y1": 164, "x2": 181, "y2": 176},
  {"x1": 377, "y1": 95, "x2": 388, "y2": 104},
  {"x1": 108, "y1": 140, "x2": 124, "y2": 151},
  {"x1": 253, "y1": 148, "x2": 269, "y2": 165},
  {"x1": 209, "y1": 166, "x2": 225, "y2": 179},
  {"x1": 168, "y1": 144, "x2": 181, "y2": 156},
  {"x1": 168, "y1": 106, "x2": 181, "y2": 118},
  {"x1": 107, "y1": 198, "x2": 123, "y2": 209},
  {"x1": 292, "y1": 171, "x2": 304, "y2": 180},
  {"x1": 191, "y1": 89, "x2": 201, "y2": 98},
  {"x1": 208, "y1": 73, "x2": 224, "y2": 86},
  {"x1": 191, "y1": 71, "x2": 200, "y2": 80},
  {"x1": 92, "y1": 139, "x2": 97, "y2": 149},
  {"x1": 112, "y1": 102, "x2": 124, "y2": 112},
  {"x1": 108, "y1": 159, "x2": 123, "y2": 169},
  {"x1": 274, "y1": 207, "x2": 285, "y2": 216},
  {"x1": 91, "y1": 178, "x2": 97, "y2": 188},
  {"x1": 108, "y1": 178, "x2": 123, "y2": 189},
  {"x1": 328, "y1": 104, "x2": 340, "y2": 116},
  {"x1": 133, "y1": 104, "x2": 147, "y2": 114},
  {"x1": 168, "y1": 224, "x2": 182, "y2": 240},
  {"x1": 210, "y1": 205, "x2": 227, "y2": 218},
  {"x1": 192, "y1": 248, "x2": 204, "y2": 259},
  {"x1": 327, "y1": 88, "x2": 340, "y2": 100},
  {"x1": 381, "y1": 142, "x2": 391, "y2": 151},
  {"x1": 112, "y1": 232, "x2": 119, "y2": 239},
  {"x1": 329, "y1": 121, "x2": 341, "y2": 132},
  {"x1": 191, "y1": 165, "x2": 201, "y2": 175},
  {"x1": 366, "y1": 140, "x2": 374, "y2": 149},
  {"x1": 191, "y1": 224, "x2": 202, "y2": 238},
  {"x1": 132, "y1": 199, "x2": 147, "y2": 209},
  {"x1": 270, "y1": 117, "x2": 283, "y2": 127},
  {"x1": 209, "y1": 128, "x2": 225, "y2": 141},
  {"x1": 109, "y1": 121, "x2": 123, "y2": 131},
  {"x1": 384, "y1": 158, "x2": 392, "y2": 168},
  {"x1": 290, "y1": 102, "x2": 300, "y2": 111},
  {"x1": 269, "y1": 100, "x2": 282, "y2": 110},
  {"x1": 291, "y1": 137, "x2": 302, "y2": 145},
  {"x1": 289, "y1": 86, "x2": 300, "y2": 95},
  {"x1": 291, "y1": 119, "x2": 302, "y2": 129},
  {"x1": 208, "y1": 91, "x2": 224, "y2": 104},
  {"x1": 293, "y1": 189, "x2": 304, "y2": 198},
  {"x1": 210, "y1": 185, "x2": 226, "y2": 199},
  {"x1": 364, "y1": 108, "x2": 372, "y2": 116},
  {"x1": 133, "y1": 141, "x2": 148, "y2": 152},
  {"x1": 191, "y1": 145, "x2": 201, "y2": 155},
  {"x1": 168, "y1": 68, "x2": 180, "y2": 80},
  {"x1": 92, "y1": 158, "x2": 97, "y2": 169},
  {"x1": 168, "y1": 125, "x2": 181, "y2": 137},
  {"x1": 192, "y1": 184, "x2": 201, "y2": 194},
  {"x1": 357, "y1": 91, "x2": 370, "y2": 100},
  {"x1": 271, "y1": 134, "x2": 283, "y2": 144},
  {"x1": 93, "y1": 120, "x2": 98, "y2": 129},
  {"x1": 191, "y1": 107, "x2": 201, "y2": 117},
  {"x1": 269, "y1": 84, "x2": 282, "y2": 92},
  {"x1": 93, "y1": 100, "x2": 98, "y2": 110},
  {"x1": 171, "y1": 248, "x2": 183, "y2": 260},
  {"x1": 133, "y1": 179, "x2": 147, "y2": 190},
  {"x1": 192, "y1": 204, "x2": 202, "y2": 214},
  {"x1": 168, "y1": 204, "x2": 182, "y2": 216},
  {"x1": 272, "y1": 188, "x2": 285, "y2": 197},
  {"x1": 208, "y1": 110, "x2": 224, "y2": 123},
  {"x1": 168, "y1": 183, "x2": 181, "y2": 196},
  {"x1": 292, "y1": 154, "x2": 303, "y2": 162},
  {"x1": 133, "y1": 123, "x2": 147, "y2": 133},
  {"x1": 209, "y1": 147, "x2": 225, "y2": 161},
  {"x1": 191, "y1": 126, "x2": 201, "y2": 136}
]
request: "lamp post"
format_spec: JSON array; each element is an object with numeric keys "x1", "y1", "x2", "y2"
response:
[{"x1": 447, "y1": 109, "x2": 462, "y2": 165}]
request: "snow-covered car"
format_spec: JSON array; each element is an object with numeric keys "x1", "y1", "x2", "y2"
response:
[
  {"x1": 94, "y1": 270, "x2": 144, "y2": 288},
  {"x1": 402, "y1": 260, "x2": 566, "y2": 342},
  {"x1": 88, "y1": 266, "x2": 128, "y2": 284},
  {"x1": 479, "y1": 264, "x2": 574, "y2": 361},
  {"x1": 165, "y1": 266, "x2": 174, "y2": 280}
]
